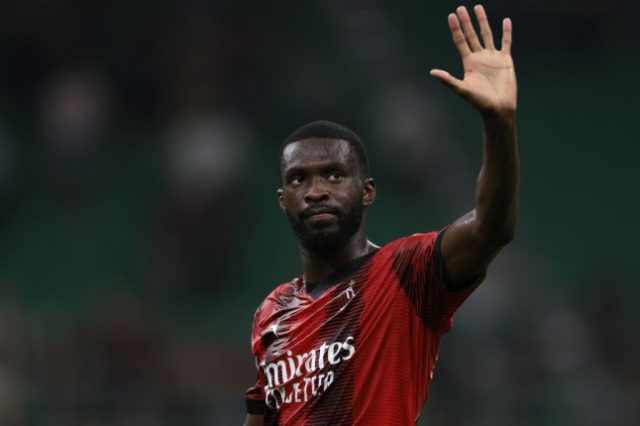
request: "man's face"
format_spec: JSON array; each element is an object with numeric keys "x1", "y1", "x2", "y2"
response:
[{"x1": 278, "y1": 138, "x2": 375, "y2": 252}]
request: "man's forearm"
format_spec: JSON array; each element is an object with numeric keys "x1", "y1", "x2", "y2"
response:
[
  {"x1": 474, "y1": 113, "x2": 519, "y2": 245},
  {"x1": 244, "y1": 414, "x2": 264, "y2": 426}
]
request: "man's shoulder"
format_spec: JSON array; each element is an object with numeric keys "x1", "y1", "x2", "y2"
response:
[
  {"x1": 266, "y1": 278, "x2": 300, "y2": 305},
  {"x1": 379, "y1": 230, "x2": 440, "y2": 252},
  {"x1": 252, "y1": 279, "x2": 299, "y2": 322}
]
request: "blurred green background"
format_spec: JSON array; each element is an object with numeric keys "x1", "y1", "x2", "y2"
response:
[{"x1": 0, "y1": 0, "x2": 638, "y2": 425}]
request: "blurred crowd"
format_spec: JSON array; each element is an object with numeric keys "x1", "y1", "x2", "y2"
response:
[{"x1": 0, "y1": 1, "x2": 638, "y2": 425}]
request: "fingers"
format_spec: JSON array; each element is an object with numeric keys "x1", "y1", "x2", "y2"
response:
[
  {"x1": 448, "y1": 13, "x2": 471, "y2": 57},
  {"x1": 501, "y1": 17, "x2": 512, "y2": 53},
  {"x1": 448, "y1": 5, "x2": 510, "y2": 53},
  {"x1": 429, "y1": 69, "x2": 465, "y2": 94},
  {"x1": 473, "y1": 5, "x2": 494, "y2": 50},
  {"x1": 456, "y1": 6, "x2": 482, "y2": 52}
]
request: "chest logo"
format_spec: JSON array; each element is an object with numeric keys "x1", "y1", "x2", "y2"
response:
[{"x1": 261, "y1": 336, "x2": 356, "y2": 410}]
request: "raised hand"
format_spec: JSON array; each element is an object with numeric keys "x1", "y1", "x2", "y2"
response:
[{"x1": 430, "y1": 5, "x2": 516, "y2": 119}]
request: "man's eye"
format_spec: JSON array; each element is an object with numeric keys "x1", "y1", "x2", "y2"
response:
[
  {"x1": 289, "y1": 176, "x2": 303, "y2": 185},
  {"x1": 328, "y1": 172, "x2": 343, "y2": 182}
]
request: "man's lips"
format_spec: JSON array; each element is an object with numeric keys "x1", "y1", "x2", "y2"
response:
[
  {"x1": 307, "y1": 212, "x2": 335, "y2": 221},
  {"x1": 301, "y1": 207, "x2": 339, "y2": 219}
]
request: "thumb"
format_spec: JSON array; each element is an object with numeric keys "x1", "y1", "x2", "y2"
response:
[{"x1": 430, "y1": 69, "x2": 465, "y2": 94}]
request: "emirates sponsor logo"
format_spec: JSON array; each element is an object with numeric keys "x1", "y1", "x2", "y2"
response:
[{"x1": 261, "y1": 336, "x2": 356, "y2": 409}]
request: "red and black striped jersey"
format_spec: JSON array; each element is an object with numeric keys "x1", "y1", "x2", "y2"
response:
[{"x1": 246, "y1": 230, "x2": 477, "y2": 425}]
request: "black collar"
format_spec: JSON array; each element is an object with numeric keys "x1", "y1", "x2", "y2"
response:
[{"x1": 303, "y1": 250, "x2": 378, "y2": 299}]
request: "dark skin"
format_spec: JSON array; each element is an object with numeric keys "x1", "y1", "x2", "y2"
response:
[{"x1": 244, "y1": 5, "x2": 517, "y2": 425}]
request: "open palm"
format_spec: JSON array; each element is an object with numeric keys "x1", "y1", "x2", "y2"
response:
[{"x1": 431, "y1": 5, "x2": 516, "y2": 117}]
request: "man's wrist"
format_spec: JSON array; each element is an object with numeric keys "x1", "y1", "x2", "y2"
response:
[{"x1": 482, "y1": 110, "x2": 516, "y2": 131}]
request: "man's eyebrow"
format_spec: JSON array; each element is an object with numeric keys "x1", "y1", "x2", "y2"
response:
[
  {"x1": 284, "y1": 161, "x2": 349, "y2": 175},
  {"x1": 283, "y1": 166, "x2": 304, "y2": 178}
]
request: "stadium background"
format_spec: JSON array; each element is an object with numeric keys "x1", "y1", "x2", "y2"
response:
[{"x1": 0, "y1": 0, "x2": 638, "y2": 424}]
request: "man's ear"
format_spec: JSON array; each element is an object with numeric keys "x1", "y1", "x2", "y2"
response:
[
  {"x1": 277, "y1": 188, "x2": 285, "y2": 212},
  {"x1": 362, "y1": 178, "x2": 376, "y2": 207}
]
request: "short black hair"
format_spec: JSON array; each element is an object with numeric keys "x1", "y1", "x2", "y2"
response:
[{"x1": 281, "y1": 120, "x2": 369, "y2": 175}]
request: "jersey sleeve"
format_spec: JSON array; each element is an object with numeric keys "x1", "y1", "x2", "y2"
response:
[
  {"x1": 391, "y1": 229, "x2": 478, "y2": 334},
  {"x1": 245, "y1": 359, "x2": 266, "y2": 414},
  {"x1": 245, "y1": 306, "x2": 267, "y2": 415}
]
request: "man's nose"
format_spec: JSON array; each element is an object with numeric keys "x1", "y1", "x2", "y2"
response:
[{"x1": 304, "y1": 177, "x2": 330, "y2": 203}]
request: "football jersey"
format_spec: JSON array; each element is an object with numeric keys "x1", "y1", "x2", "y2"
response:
[{"x1": 246, "y1": 230, "x2": 477, "y2": 425}]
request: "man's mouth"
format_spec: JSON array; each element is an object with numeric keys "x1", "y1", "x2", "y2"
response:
[
  {"x1": 308, "y1": 212, "x2": 335, "y2": 221},
  {"x1": 302, "y1": 207, "x2": 339, "y2": 220}
]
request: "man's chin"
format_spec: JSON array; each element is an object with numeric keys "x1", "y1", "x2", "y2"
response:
[
  {"x1": 288, "y1": 209, "x2": 363, "y2": 252},
  {"x1": 299, "y1": 231, "x2": 347, "y2": 252}
]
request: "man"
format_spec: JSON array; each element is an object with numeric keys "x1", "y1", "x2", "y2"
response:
[{"x1": 245, "y1": 4, "x2": 517, "y2": 425}]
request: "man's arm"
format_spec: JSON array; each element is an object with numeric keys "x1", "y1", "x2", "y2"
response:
[
  {"x1": 430, "y1": 5, "x2": 518, "y2": 287},
  {"x1": 243, "y1": 414, "x2": 264, "y2": 426}
]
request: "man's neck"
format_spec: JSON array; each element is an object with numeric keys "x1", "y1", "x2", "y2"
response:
[{"x1": 299, "y1": 230, "x2": 377, "y2": 284}]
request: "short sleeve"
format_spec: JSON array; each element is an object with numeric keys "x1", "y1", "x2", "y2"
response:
[
  {"x1": 245, "y1": 307, "x2": 267, "y2": 414},
  {"x1": 244, "y1": 282, "x2": 297, "y2": 414},
  {"x1": 391, "y1": 230, "x2": 477, "y2": 333},
  {"x1": 245, "y1": 357, "x2": 266, "y2": 414}
]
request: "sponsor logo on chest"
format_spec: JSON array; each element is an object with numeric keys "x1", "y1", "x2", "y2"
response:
[{"x1": 261, "y1": 336, "x2": 356, "y2": 410}]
